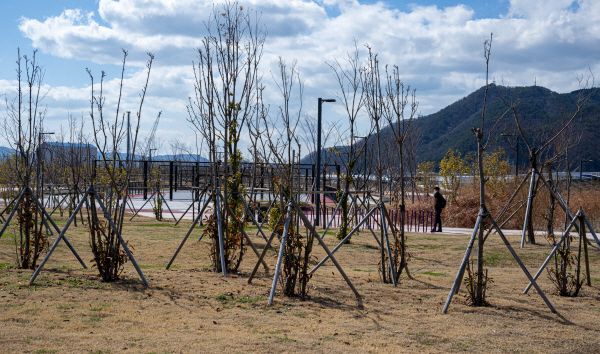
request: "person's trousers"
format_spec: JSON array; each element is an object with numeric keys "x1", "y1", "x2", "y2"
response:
[{"x1": 432, "y1": 209, "x2": 442, "y2": 232}]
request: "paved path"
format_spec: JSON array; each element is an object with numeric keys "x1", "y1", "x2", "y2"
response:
[{"x1": 6, "y1": 191, "x2": 600, "y2": 243}]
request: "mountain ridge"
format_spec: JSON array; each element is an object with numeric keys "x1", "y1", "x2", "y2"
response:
[{"x1": 301, "y1": 84, "x2": 600, "y2": 171}]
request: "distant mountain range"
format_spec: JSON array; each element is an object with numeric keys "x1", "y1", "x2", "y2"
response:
[
  {"x1": 0, "y1": 146, "x2": 13, "y2": 158},
  {"x1": 302, "y1": 84, "x2": 600, "y2": 171},
  {"x1": 0, "y1": 147, "x2": 209, "y2": 164}
]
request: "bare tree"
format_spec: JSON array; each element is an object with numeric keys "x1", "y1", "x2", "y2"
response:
[
  {"x1": 363, "y1": 44, "x2": 394, "y2": 283},
  {"x1": 500, "y1": 71, "x2": 595, "y2": 244},
  {"x1": 187, "y1": 1, "x2": 266, "y2": 273},
  {"x1": 384, "y1": 64, "x2": 419, "y2": 281},
  {"x1": 1, "y1": 49, "x2": 50, "y2": 269},
  {"x1": 327, "y1": 39, "x2": 368, "y2": 242},
  {"x1": 86, "y1": 49, "x2": 154, "y2": 282}
]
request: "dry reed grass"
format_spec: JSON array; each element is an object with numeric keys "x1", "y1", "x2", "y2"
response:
[{"x1": 406, "y1": 179, "x2": 600, "y2": 233}]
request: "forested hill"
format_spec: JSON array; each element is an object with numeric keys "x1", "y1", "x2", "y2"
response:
[
  {"x1": 302, "y1": 84, "x2": 600, "y2": 171},
  {"x1": 410, "y1": 84, "x2": 600, "y2": 169}
]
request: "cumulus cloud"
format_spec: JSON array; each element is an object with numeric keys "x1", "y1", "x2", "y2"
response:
[{"x1": 7, "y1": 0, "x2": 600, "y2": 154}]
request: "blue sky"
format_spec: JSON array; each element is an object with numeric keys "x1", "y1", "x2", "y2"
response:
[{"x1": 0, "y1": 0, "x2": 598, "y2": 157}]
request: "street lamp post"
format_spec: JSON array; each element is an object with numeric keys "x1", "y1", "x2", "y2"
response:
[
  {"x1": 315, "y1": 98, "x2": 336, "y2": 226},
  {"x1": 38, "y1": 131, "x2": 54, "y2": 234},
  {"x1": 580, "y1": 159, "x2": 593, "y2": 180},
  {"x1": 149, "y1": 148, "x2": 157, "y2": 162},
  {"x1": 126, "y1": 111, "x2": 131, "y2": 165}
]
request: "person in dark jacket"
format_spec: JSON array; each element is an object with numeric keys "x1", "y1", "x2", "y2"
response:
[{"x1": 431, "y1": 186, "x2": 445, "y2": 232}]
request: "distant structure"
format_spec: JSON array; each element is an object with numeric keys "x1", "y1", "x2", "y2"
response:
[{"x1": 42, "y1": 142, "x2": 97, "y2": 167}]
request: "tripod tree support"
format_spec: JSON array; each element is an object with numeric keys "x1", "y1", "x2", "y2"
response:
[
  {"x1": 521, "y1": 169, "x2": 537, "y2": 248},
  {"x1": 523, "y1": 209, "x2": 600, "y2": 294},
  {"x1": 309, "y1": 204, "x2": 379, "y2": 275},
  {"x1": 268, "y1": 203, "x2": 293, "y2": 306},
  {"x1": 295, "y1": 202, "x2": 361, "y2": 304},
  {"x1": 174, "y1": 185, "x2": 209, "y2": 226},
  {"x1": 380, "y1": 203, "x2": 397, "y2": 286},
  {"x1": 443, "y1": 210, "x2": 483, "y2": 309},
  {"x1": 247, "y1": 214, "x2": 285, "y2": 284},
  {"x1": 221, "y1": 200, "x2": 268, "y2": 270},
  {"x1": 443, "y1": 208, "x2": 556, "y2": 314},
  {"x1": 238, "y1": 191, "x2": 270, "y2": 243},
  {"x1": 166, "y1": 193, "x2": 213, "y2": 269},
  {"x1": 129, "y1": 190, "x2": 157, "y2": 221},
  {"x1": 0, "y1": 189, "x2": 26, "y2": 239},
  {"x1": 29, "y1": 191, "x2": 89, "y2": 284},
  {"x1": 92, "y1": 187, "x2": 149, "y2": 287},
  {"x1": 215, "y1": 193, "x2": 227, "y2": 277},
  {"x1": 254, "y1": 196, "x2": 278, "y2": 239}
]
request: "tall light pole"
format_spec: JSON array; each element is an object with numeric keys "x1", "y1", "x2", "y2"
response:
[
  {"x1": 126, "y1": 111, "x2": 131, "y2": 164},
  {"x1": 315, "y1": 98, "x2": 336, "y2": 226},
  {"x1": 580, "y1": 159, "x2": 593, "y2": 180},
  {"x1": 149, "y1": 148, "x2": 157, "y2": 162},
  {"x1": 38, "y1": 131, "x2": 54, "y2": 234},
  {"x1": 501, "y1": 133, "x2": 519, "y2": 178}
]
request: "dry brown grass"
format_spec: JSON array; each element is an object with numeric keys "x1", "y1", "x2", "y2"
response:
[
  {"x1": 407, "y1": 179, "x2": 600, "y2": 232},
  {"x1": 1, "y1": 212, "x2": 600, "y2": 353}
]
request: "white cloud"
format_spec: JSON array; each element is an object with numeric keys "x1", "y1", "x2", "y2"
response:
[{"x1": 5, "y1": 0, "x2": 600, "y2": 155}]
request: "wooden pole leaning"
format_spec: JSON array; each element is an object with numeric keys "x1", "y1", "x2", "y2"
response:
[
  {"x1": 268, "y1": 203, "x2": 293, "y2": 306},
  {"x1": 247, "y1": 214, "x2": 285, "y2": 284},
  {"x1": 538, "y1": 173, "x2": 581, "y2": 235},
  {"x1": 166, "y1": 193, "x2": 213, "y2": 270},
  {"x1": 125, "y1": 194, "x2": 137, "y2": 214},
  {"x1": 0, "y1": 189, "x2": 26, "y2": 239},
  {"x1": 580, "y1": 211, "x2": 591, "y2": 286},
  {"x1": 377, "y1": 204, "x2": 397, "y2": 286},
  {"x1": 309, "y1": 204, "x2": 379, "y2": 275},
  {"x1": 443, "y1": 208, "x2": 557, "y2": 314},
  {"x1": 523, "y1": 207, "x2": 600, "y2": 294},
  {"x1": 237, "y1": 191, "x2": 270, "y2": 243},
  {"x1": 157, "y1": 189, "x2": 177, "y2": 221},
  {"x1": 581, "y1": 210, "x2": 600, "y2": 249},
  {"x1": 351, "y1": 194, "x2": 382, "y2": 248},
  {"x1": 443, "y1": 209, "x2": 483, "y2": 313},
  {"x1": 481, "y1": 170, "x2": 531, "y2": 242},
  {"x1": 174, "y1": 185, "x2": 208, "y2": 226},
  {"x1": 221, "y1": 197, "x2": 268, "y2": 270},
  {"x1": 254, "y1": 196, "x2": 278, "y2": 239},
  {"x1": 29, "y1": 188, "x2": 87, "y2": 269},
  {"x1": 521, "y1": 169, "x2": 537, "y2": 248},
  {"x1": 214, "y1": 192, "x2": 227, "y2": 277},
  {"x1": 487, "y1": 213, "x2": 556, "y2": 313},
  {"x1": 522, "y1": 211, "x2": 581, "y2": 294},
  {"x1": 294, "y1": 201, "x2": 361, "y2": 303},
  {"x1": 129, "y1": 190, "x2": 157, "y2": 221},
  {"x1": 29, "y1": 190, "x2": 90, "y2": 284},
  {"x1": 0, "y1": 191, "x2": 23, "y2": 223},
  {"x1": 320, "y1": 190, "x2": 347, "y2": 239}
]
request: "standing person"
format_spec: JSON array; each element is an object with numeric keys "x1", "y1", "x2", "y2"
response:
[{"x1": 431, "y1": 186, "x2": 446, "y2": 233}]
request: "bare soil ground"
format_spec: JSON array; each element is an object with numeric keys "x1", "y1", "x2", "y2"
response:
[{"x1": 1, "y1": 213, "x2": 600, "y2": 353}]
